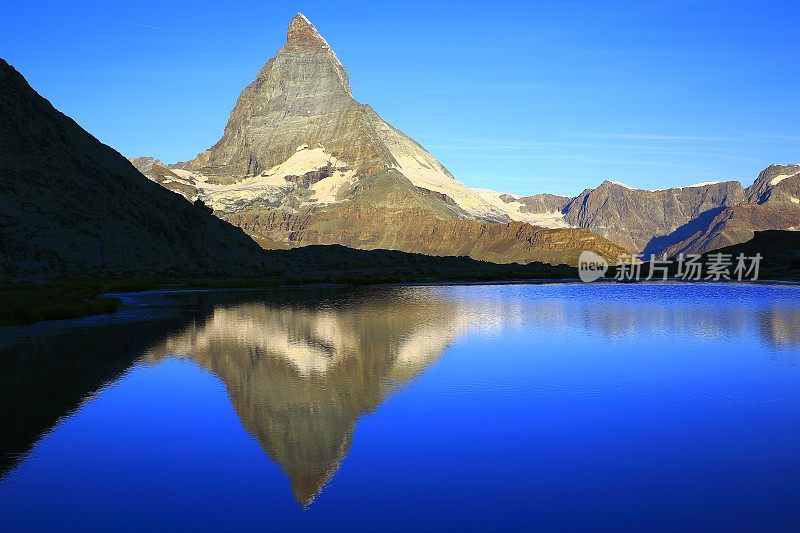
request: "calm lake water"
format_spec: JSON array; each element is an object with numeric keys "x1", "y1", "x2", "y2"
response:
[{"x1": 1, "y1": 283, "x2": 800, "y2": 530}]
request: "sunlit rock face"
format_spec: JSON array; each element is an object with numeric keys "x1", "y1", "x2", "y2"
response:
[
  {"x1": 745, "y1": 164, "x2": 800, "y2": 205},
  {"x1": 193, "y1": 15, "x2": 385, "y2": 180},
  {"x1": 562, "y1": 180, "x2": 747, "y2": 254},
  {"x1": 665, "y1": 165, "x2": 800, "y2": 256},
  {"x1": 142, "y1": 14, "x2": 503, "y2": 223},
  {"x1": 133, "y1": 14, "x2": 626, "y2": 266}
]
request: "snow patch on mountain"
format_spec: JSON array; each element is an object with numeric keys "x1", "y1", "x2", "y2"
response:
[
  {"x1": 310, "y1": 170, "x2": 357, "y2": 204},
  {"x1": 367, "y1": 114, "x2": 505, "y2": 220},
  {"x1": 266, "y1": 146, "x2": 342, "y2": 177},
  {"x1": 474, "y1": 189, "x2": 571, "y2": 228},
  {"x1": 153, "y1": 147, "x2": 359, "y2": 211},
  {"x1": 683, "y1": 181, "x2": 723, "y2": 188},
  {"x1": 608, "y1": 180, "x2": 633, "y2": 189},
  {"x1": 770, "y1": 171, "x2": 800, "y2": 186},
  {"x1": 623, "y1": 181, "x2": 725, "y2": 192}
]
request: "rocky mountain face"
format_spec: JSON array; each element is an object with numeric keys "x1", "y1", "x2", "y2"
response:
[
  {"x1": 229, "y1": 206, "x2": 620, "y2": 266},
  {"x1": 746, "y1": 164, "x2": 800, "y2": 205},
  {"x1": 0, "y1": 59, "x2": 270, "y2": 279},
  {"x1": 665, "y1": 165, "x2": 800, "y2": 256},
  {"x1": 480, "y1": 167, "x2": 798, "y2": 256},
  {"x1": 179, "y1": 14, "x2": 503, "y2": 221},
  {"x1": 133, "y1": 14, "x2": 624, "y2": 266},
  {"x1": 561, "y1": 180, "x2": 748, "y2": 254}
]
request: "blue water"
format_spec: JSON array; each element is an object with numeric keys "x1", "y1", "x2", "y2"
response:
[{"x1": 1, "y1": 283, "x2": 800, "y2": 530}]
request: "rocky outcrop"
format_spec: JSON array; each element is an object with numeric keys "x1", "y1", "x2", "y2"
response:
[
  {"x1": 561, "y1": 180, "x2": 747, "y2": 254},
  {"x1": 475, "y1": 167, "x2": 800, "y2": 256},
  {"x1": 516, "y1": 193, "x2": 571, "y2": 214},
  {"x1": 745, "y1": 164, "x2": 800, "y2": 205},
  {"x1": 473, "y1": 189, "x2": 571, "y2": 228},
  {"x1": 227, "y1": 205, "x2": 624, "y2": 266},
  {"x1": 665, "y1": 166, "x2": 800, "y2": 256},
  {"x1": 0, "y1": 59, "x2": 269, "y2": 278},
  {"x1": 129, "y1": 156, "x2": 198, "y2": 199}
]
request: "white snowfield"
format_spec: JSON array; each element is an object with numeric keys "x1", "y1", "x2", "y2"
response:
[
  {"x1": 167, "y1": 147, "x2": 357, "y2": 211},
  {"x1": 770, "y1": 169, "x2": 800, "y2": 187},
  {"x1": 681, "y1": 181, "x2": 724, "y2": 188},
  {"x1": 474, "y1": 189, "x2": 571, "y2": 228},
  {"x1": 622, "y1": 181, "x2": 724, "y2": 192},
  {"x1": 151, "y1": 148, "x2": 798, "y2": 228},
  {"x1": 366, "y1": 116, "x2": 506, "y2": 220},
  {"x1": 164, "y1": 143, "x2": 507, "y2": 218},
  {"x1": 608, "y1": 180, "x2": 633, "y2": 189}
]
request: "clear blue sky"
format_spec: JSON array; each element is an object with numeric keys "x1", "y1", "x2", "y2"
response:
[{"x1": 3, "y1": 0, "x2": 799, "y2": 195}]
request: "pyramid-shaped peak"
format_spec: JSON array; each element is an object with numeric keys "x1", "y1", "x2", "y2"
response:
[{"x1": 286, "y1": 13, "x2": 330, "y2": 51}]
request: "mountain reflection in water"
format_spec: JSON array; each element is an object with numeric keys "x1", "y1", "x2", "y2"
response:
[
  {"x1": 141, "y1": 289, "x2": 513, "y2": 505},
  {"x1": 1, "y1": 284, "x2": 799, "y2": 508}
]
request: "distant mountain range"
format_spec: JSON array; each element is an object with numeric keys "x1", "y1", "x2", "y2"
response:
[{"x1": 133, "y1": 14, "x2": 799, "y2": 260}]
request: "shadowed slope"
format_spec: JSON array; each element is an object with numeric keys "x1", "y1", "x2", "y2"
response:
[{"x1": 0, "y1": 59, "x2": 269, "y2": 279}]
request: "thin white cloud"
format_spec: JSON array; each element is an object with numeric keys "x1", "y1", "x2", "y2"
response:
[
  {"x1": 742, "y1": 108, "x2": 800, "y2": 114},
  {"x1": 423, "y1": 136, "x2": 760, "y2": 163},
  {"x1": 567, "y1": 131, "x2": 800, "y2": 143},
  {"x1": 739, "y1": 133, "x2": 800, "y2": 142},
  {"x1": 120, "y1": 21, "x2": 164, "y2": 31},
  {"x1": 566, "y1": 132, "x2": 739, "y2": 142}
]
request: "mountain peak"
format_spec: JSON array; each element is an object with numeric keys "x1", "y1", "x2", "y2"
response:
[{"x1": 286, "y1": 13, "x2": 329, "y2": 52}]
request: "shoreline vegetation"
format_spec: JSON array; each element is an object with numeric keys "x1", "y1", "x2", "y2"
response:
[
  {"x1": 2, "y1": 231, "x2": 798, "y2": 327},
  {"x1": 0, "y1": 259, "x2": 578, "y2": 327},
  {"x1": 4, "y1": 274, "x2": 800, "y2": 329},
  {"x1": 4, "y1": 275, "x2": 800, "y2": 329}
]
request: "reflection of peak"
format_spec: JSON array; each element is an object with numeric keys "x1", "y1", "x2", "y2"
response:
[
  {"x1": 287, "y1": 423, "x2": 353, "y2": 507},
  {"x1": 140, "y1": 287, "x2": 800, "y2": 507},
  {"x1": 145, "y1": 290, "x2": 480, "y2": 506}
]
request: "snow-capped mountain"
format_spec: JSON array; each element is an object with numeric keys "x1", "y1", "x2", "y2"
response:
[
  {"x1": 133, "y1": 14, "x2": 798, "y2": 260},
  {"x1": 133, "y1": 13, "x2": 624, "y2": 265},
  {"x1": 478, "y1": 168, "x2": 800, "y2": 256}
]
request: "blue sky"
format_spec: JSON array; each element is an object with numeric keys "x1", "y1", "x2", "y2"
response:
[{"x1": 3, "y1": 0, "x2": 799, "y2": 195}]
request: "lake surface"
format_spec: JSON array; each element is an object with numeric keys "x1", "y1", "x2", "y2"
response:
[{"x1": 1, "y1": 283, "x2": 800, "y2": 530}]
